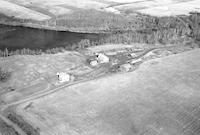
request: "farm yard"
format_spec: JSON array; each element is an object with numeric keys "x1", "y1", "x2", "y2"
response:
[
  {"x1": 0, "y1": 0, "x2": 200, "y2": 135},
  {"x1": 0, "y1": 43, "x2": 197, "y2": 135},
  {"x1": 0, "y1": 51, "x2": 91, "y2": 104},
  {"x1": 3, "y1": 47, "x2": 200, "y2": 135}
]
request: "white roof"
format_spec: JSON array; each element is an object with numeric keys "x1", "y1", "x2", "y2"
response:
[{"x1": 96, "y1": 53, "x2": 109, "y2": 63}]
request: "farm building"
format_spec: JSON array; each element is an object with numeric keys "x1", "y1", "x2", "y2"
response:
[
  {"x1": 119, "y1": 63, "x2": 132, "y2": 72},
  {"x1": 143, "y1": 51, "x2": 156, "y2": 59},
  {"x1": 90, "y1": 60, "x2": 98, "y2": 67},
  {"x1": 130, "y1": 58, "x2": 142, "y2": 64},
  {"x1": 96, "y1": 53, "x2": 109, "y2": 63},
  {"x1": 56, "y1": 72, "x2": 71, "y2": 83},
  {"x1": 128, "y1": 53, "x2": 137, "y2": 58}
]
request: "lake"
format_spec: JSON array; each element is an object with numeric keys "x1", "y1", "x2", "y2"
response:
[{"x1": 0, "y1": 24, "x2": 105, "y2": 51}]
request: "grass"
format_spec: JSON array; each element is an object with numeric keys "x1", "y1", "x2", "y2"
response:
[
  {"x1": 15, "y1": 49, "x2": 200, "y2": 135},
  {"x1": 0, "y1": 119, "x2": 19, "y2": 135},
  {"x1": 1, "y1": 0, "x2": 199, "y2": 20},
  {"x1": 0, "y1": 0, "x2": 50, "y2": 21},
  {"x1": 7, "y1": 112, "x2": 40, "y2": 135},
  {"x1": 0, "y1": 0, "x2": 199, "y2": 34},
  {"x1": 0, "y1": 51, "x2": 91, "y2": 89}
]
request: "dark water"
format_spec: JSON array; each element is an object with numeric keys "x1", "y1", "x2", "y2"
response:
[{"x1": 0, "y1": 24, "x2": 105, "y2": 51}]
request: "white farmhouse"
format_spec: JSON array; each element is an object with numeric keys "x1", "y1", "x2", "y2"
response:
[
  {"x1": 56, "y1": 72, "x2": 71, "y2": 83},
  {"x1": 96, "y1": 53, "x2": 109, "y2": 64}
]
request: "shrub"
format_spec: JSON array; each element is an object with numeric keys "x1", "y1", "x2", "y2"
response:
[{"x1": 0, "y1": 67, "x2": 11, "y2": 82}]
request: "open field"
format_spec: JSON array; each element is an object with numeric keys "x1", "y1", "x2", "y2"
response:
[
  {"x1": 7, "y1": 48, "x2": 200, "y2": 135},
  {"x1": 0, "y1": 0, "x2": 51, "y2": 21},
  {"x1": 138, "y1": 0, "x2": 200, "y2": 16},
  {"x1": 0, "y1": 0, "x2": 200, "y2": 33},
  {"x1": 0, "y1": 0, "x2": 200, "y2": 20},
  {"x1": 108, "y1": 0, "x2": 200, "y2": 16},
  {"x1": 0, "y1": 0, "x2": 199, "y2": 34},
  {"x1": 2, "y1": 0, "x2": 110, "y2": 19}
]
